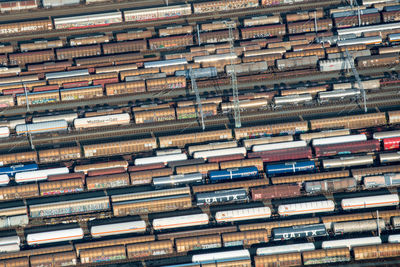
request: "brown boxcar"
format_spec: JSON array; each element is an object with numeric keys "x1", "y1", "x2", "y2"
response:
[
  {"x1": 175, "y1": 234, "x2": 221, "y2": 253},
  {"x1": 0, "y1": 54, "x2": 7, "y2": 66},
  {"x1": 389, "y1": 110, "x2": 400, "y2": 124},
  {"x1": 83, "y1": 138, "x2": 157, "y2": 158},
  {"x1": 146, "y1": 76, "x2": 186, "y2": 92},
  {"x1": 80, "y1": 245, "x2": 126, "y2": 264},
  {"x1": 70, "y1": 35, "x2": 110, "y2": 46},
  {"x1": 310, "y1": 112, "x2": 386, "y2": 130},
  {"x1": 149, "y1": 35, "x2": 193, "y2": 50},
  {"x1": 38, "y1": 146, "x2": 81, "y2": 163},
  {"x1": 28, "y1": 61, "x2": 72, "y2": 72},
  {"x1": 0, "y1": 183, "x2": 39, "y2": 200},
  {"x1": 56, "y1": 45, "x2": 101, "y2": 60},
  {"x1": 240, "y1": 37, "x2": 283, "y2": 48},
  {"x1": 60, "y1": 86, "x2": 104, "y2": 101},
  {"x1": 252, "y1": 184, "x2": 301, "y2": 200},
  {"x1": 16, "y1": 90, "x2": 60, "y2": 106},
  {"x1": 192, "y1": 178, "x2": 269, "y2": 193},
  {"x1": 88, "y1": 167, "x2": 126, "y2": 177},
  {"x1": 305, "y1": 177, "x2": 356, "y2": 194},
  {"x1": 39, "y1": 178, "x2": 84, "y2": 196},
  {"x1": 286, "y1": 10, "x2": 324, "y2": 22},
  {"x1": 248, "y1": 147, "x2": 312, "y2": 163},
  {"x1": 382, "y1": 10, "x2": 400, "y2": 22},
  {"x1": 0, "y1": 19, "x2": 52, "y2": 36},
  {"x1": 112, "y1": 195, "x2": 192, "y2": 216},
  {"x1": 160, "y1": 63, "x2": 200, "y2": 76},
  {"x1": 285, "y1": 48, "x2": 326, "y2": 59},
  {"x1": 102, "y1": 40, "x2": 147, "y2": 54},
  {"x1": 287, "y1": 19, "x2": 333, "y2": 34},
  {"x1": 47, "y1": 172, "x2": 85, "y2": 183},
  {"x1": 303, "y1": 248, "x2": 351, "y2": 265},
  {"x1": 357, "y1": 53, "x2": 399, "y2": 68},
  {"x1": 9, "y1": 50, "x2": 55, "y2": 65},
  {"x1": 354, "y1": 244, "x2": 400, "y2": 260},
  {"x1": 254, "y1": 253, "x2": 302, "y2": 267},
  {"x1": 128, "y1": 163, "x2": 165, "y2": 172},
  {"x1": 0, "y1": 257, "x2": 29, "y2": 267},
  {"x1": 271, "y1": 170, "x2": 349, "y2": 185},
  {"x1": 116, "y1": 30, "x2": 153, "y2": 41},
  {"x1": 222, "y1": 230, "x2": 268, "y2": 247},
  {"x1": 175, "y1": 163, "x2": 219, "y2": 175},
  {"x1": 105, "y1": 81, "x2": 146, "y2": 96},
  {"x1": 33, "y1": 85, "x2": 60, "y2": 92},
  {"x1": 314, "y1": 140, "x2": 380, "y2": 157},
  {"x1": 86, "y1": 173, "x2": 130, "y2": 190},
  {"x1": 159, "y1": 25, "x2": 193, "y2": 36},
  {"x1": 197, "y1": 30, "x2": 239, "y2": 43},
  {"x1": 120, "y1": 68, "x2": 159, "y2": 80},
  {"x1": 134, "y1": 108, "x2": 176, "y2": 124},
  {"x1": 130, "y1": 168, "x2": 173, "y2": 186},
  {"x1": 20, "y1": 40, "x2": 63, "y2": 52},
  {"x1": 193, "y1": 0, "x2": 258, "y2": 13},
  {"x1": 242, "y1": 53, "x2": 282, "y2": 65},
  {"x1": 0, "y1": 44, "x2": 13, "y2": 54},
  {"x1": 208, "y1": 154, "x2": 245, "y2": 163},
  {"x1": 334, "y1": 13, "x2": 381, "y2": 28},
  {"x1": 29, "y1": 251, "x2": 77, "y2": 267},
  {"x1": 241, "y1": 24, "x2": 286, "y2": 39},
  {"x1": 159, "y1": 129, "x2": 233, "y2": 148},
  {"x1": 127, "y1": 240, "x2": 174, "y2": 259},
  {"x1": 164, "y1": 50, "x2": 209, "y2": 61},
  {"x1": 63, "y1": 81, "x2": 90, "y2": 89},
  {"x1": 0, "y1": 244, "x2": 74, "y2": 260},
  {"x1": 201, "y1": 21, "x2": 236, "y2": 32},
  {"x1": 0, "y1": 151, "x2": 38, "y2": 165},
  {"x1": 220, "y1": 158, "x2": 264, "y2": 171},
  {"x1": 326, "y1": 44, "x2": 366, "y2": 53},
  {"x1": 75, "y1": 53, "x2": 155, "y2": 66},
  {"x1": 158, "y1": 226, "x2": 236, "y2": 241}
]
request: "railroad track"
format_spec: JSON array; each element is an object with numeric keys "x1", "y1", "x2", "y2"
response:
[
  {"x1": 2, "y1": 93, "x2": 400, "y2": 151},
  {"x1": 0, "y1": 0, "x2": 344, "y2": 43},
  {"x1": 1, "y1": 65, "x2": 397, "y2": 119}
]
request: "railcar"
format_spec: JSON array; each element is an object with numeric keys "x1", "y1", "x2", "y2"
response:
[
  {"x1": 278, "y1": 200, "x2": 335, "y2": 216},
  {"x1": 26, "y1": 228, "x2": 84, "y2": 245},
  {"x1": 257, "y1": 243, "x2": 315, "y2": 255},
  {"x1": 196, "y1": 189, "x2": 248, "y2": 205},
  {"x1": 272, "y1": 223, "x2": 327, "y2": 241},
  {"x1": 341, "y1": 194, "x2": 399, "y2": 210},
  {"x1": 215, "y1": 207, "x2": 271, "y2": 223},
  {"x1": 208, "y1": 167, "x2": 259, "y2": 183},
  {"x1": 124, "y1": 4, "x2": 192, "y2": 22},
  {"x1": 153, "y1": 213, "x2": 209, "y2": 230},
  {"x1": 90, "y1": 220, "x2": 146, "y2": 238},
  {"x1": 152, "y1": 173, "x2": 204, "y2": 188},
  {"x1": 322, "y1": 236, "x2": 381, "y2": 250},
  {"x1": 54, "y1": 12, "x2": 123, "y2": 30}
]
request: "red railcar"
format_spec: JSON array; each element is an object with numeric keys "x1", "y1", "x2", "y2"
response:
[
  {"x1": 63, "y1": 81, "x2": 90, "y2": 89},
  {"x1": 92, "y1": 77, "x2": 119, "y2": 88},
  {"x1": 383, "y1": 137, "x2": 400, "y2": 150},
  {"x1": 314, "y1": 140, "x2": 380, "y2": 157},
  {"x1": 32, "y1": 85, "x2": 59, "y2": 92},
  {"x1": 208, "y1": 154, "x2": 245, "y2": 163},
  {"x1": 87, "y1": 167, "x2": 126, "y2": 177},
  {"x1": 128, "y1": 163, "x2": 165, "y2": 172},
  {"x1": 248, "y1": 147, "x2": 312, "y2": 162},
  {"x1": 3, "y1": 88, "x2": 24, "y2": 95},
  {"x1": 47, "y1": 172, "x2": 85, "y2": 183},
  {"x1": 251, "y1": 184, "x2": 301, "y2": 200}
]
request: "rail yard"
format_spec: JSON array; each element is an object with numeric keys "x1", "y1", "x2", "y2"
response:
[{"x1": 2, "y1": 0, "x2": 400, "y2": 266}]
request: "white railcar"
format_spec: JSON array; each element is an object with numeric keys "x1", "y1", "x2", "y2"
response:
[
  {"x1": 16, "y1": 120, "x2": 68, "y2": 135},
  {"x1": 32, "y1": 113, "x2": 78, "y2": 124},
  {"x1": 0, "y1": 175, "x2": 9, "y2": 186},
  {"x1": 26, "y1": 227, "x2": 84, "y2": 245},
  {"x1": 194, "y1": 53, "x2": 238, "y2": 63},
  {"x1": 388, "y1": 234, "x2": 400, "y2": 243},
  {"x1": 252, "y1": 140, "x2": 306, "y2": 152},
  {"x1": 318, "y1": 89, "x2": 361, "y2": 102},
  {"x1": 193, "y1": 147, "x2": 246, "y2": 160},
  {"x1": 54, "y1": 12, "x2": 123, "y2": 29},
  {"x1": 0, "y1": 235, "x2": 20, "y2": 253},
  {"x1": 312, "y1": 134, "x2": 366, "y2": 146},
  {"x1": 215, "y1": 207, "x2": 271, "y2": 222},
  {"x1": 144, "y1": 58, "x2": 187, "y2": 69},
  {"x1": 337, "y1": 36, "x2": 382, "y2": 46},
  {"x1": 188, "y1": 141, "x2": 238, "y2": 156},
  {"x1": 256, "y1": 243, "x2": 315, "y2": 256},
  {"x1": 341, "y1": 193, "x2": 399, "y2": 210},
  {"x1": 45, "y1": 69, "x2": 89, "y2": 80},
  {"x1": 192, "y1": 249, "x2": 250, "y2": 263},
  {"x1": 380, "y1": 152, "x2": 400, "y2": 163},
  {"x1": 15, "y1": 167, "x2": 69, "y2": 183},
  {"x1": 156, "y1": 149, "x2": 182, "y2": 156},
  {"x1": 322, "y1": 155, "x2": 374, "y2": 169},
  {"x1": 373, "y1": 130, "x2": 400, "y2": 140},
  {"x1": 300, "y1": 129, "x2": 351, "y2": 143},
  {"x1": 337, "y1": 22, "x2": 400, "y2": 37},
  {"x1": 0, "y1": 126, "x2": 9, "y2": 138},
  {"x1": 278, "y1": 200, "x2": 335, "y2": 216},
  {"x1": 153, "y1": 213, "x2": 209, "y2": 230},
  {"x1": 322, "y1": 236, "x2": 381, "y2": 250},
  {"x1": 124, "y1": 4, "x2": 192, "y2": 22},
  {"x1": 243, "y1": 135, "x2": 294, "y2": 149},
  {"x1": 134, "y1": 153, "x2": 188, "y2": 166},
  {"x1": 74, "y1": 113, "x2": 130, "y2": 129},
  {"x1": 90, "y1": 220, "x2": 146, "y2": 238}
]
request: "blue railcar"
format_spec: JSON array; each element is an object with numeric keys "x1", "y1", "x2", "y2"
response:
[
  {"x1": 272, "y1": 223, "x2": 327, "y2": 241},
  {"x1": 0, "y1": 164, "x2": 38, "y2": 177},
  {"x1": 385, "y1": 5, "x2": 400, "y2": 12},
  {"x1": 208, "y1": 166, "x2": 259, "y2": 183},
  {"x1": 332, "y1": 8, "x2": 378, "y2": 18},
  {"x1": 389, "y1": 33, "x2": 400, "y2": 42},
  {"x1": 175, "y1": 67, "x2": 218, "y2": 79},
  {"x1": 266, "y1": 161, "x2": 315, "y2": 176},
  {"x1": 196, "y1": 189, "x2": 248, "y2": 206}
]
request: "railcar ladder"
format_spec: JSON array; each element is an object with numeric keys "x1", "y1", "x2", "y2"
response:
[
  {"x1": 189, "y1": 68, "x2": 205, "y2": 130},
  {"x1": 23, "y1": 81, "x2": 35, "y2": 150},
  {"x1": 344, "y1": 48, "x2": 367, "y2": 113}
]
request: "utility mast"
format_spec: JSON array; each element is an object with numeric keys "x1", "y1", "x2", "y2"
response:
[
  {"x1": 23, "y1": 82, "x2": 35, "y2": 150},
  {"x1": 344, "y1": 48, "x2": 367, "y2": 113},
  {"x1": 226, "y1": 22, "x2": 241, "y2": 128},
  {"x1": 189, "y1": 68, "x2": 205, "y2": 130}
]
